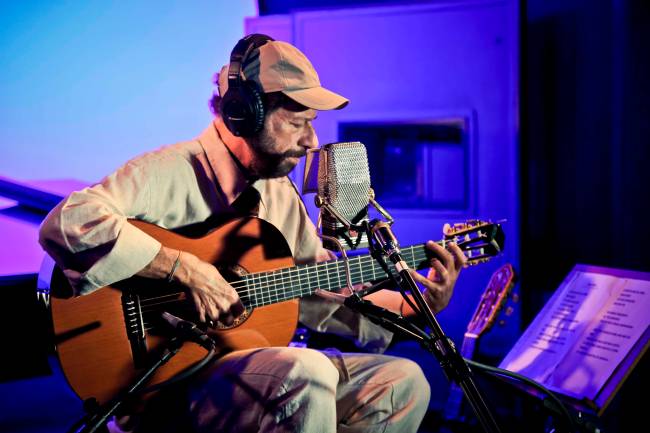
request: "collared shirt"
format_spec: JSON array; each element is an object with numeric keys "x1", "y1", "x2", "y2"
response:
[{"x1": 39, "y1": 118, "x2": 393, "y2": 351}]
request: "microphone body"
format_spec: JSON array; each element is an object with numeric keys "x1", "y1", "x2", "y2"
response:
[
  {"x1": 314, "y1": 141, "x2": 372, "y2": 251},
  {"x1": 161, "y1": 312, "x2": 215, "y2": 350}
]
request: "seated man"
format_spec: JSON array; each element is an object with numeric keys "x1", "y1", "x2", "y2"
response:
[{"x1": 39, "y1": 34, "x2": 467, "y2": 433}]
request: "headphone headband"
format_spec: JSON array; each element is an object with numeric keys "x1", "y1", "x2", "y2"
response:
[{"x1": 227, "y1": 34, "x2": 272, "y2": 89}]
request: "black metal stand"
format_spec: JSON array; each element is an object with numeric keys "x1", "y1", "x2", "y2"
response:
[
  {"x1": 68, "y1": 336, "x2": 185, "y2": 433},
  {"x1": 352, "y1": 219, "x2": 503, "y2": 433}
]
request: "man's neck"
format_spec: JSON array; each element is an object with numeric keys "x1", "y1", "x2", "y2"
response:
[
  {"x1": 223, "y1": 137, "x2": 255, "y2": 174},
  {"x1": 214, "y1": 117, "x2": 257, "y2": 180}
]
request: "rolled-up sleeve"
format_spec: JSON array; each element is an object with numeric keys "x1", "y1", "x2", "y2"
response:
[{"x1": 39, "y1": 158, "x2": 162, "y2": 295}]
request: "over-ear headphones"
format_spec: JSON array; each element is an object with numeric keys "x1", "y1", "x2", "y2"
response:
[{"x1": 220, "y1": 34, "x2": 274, "y2": 137}]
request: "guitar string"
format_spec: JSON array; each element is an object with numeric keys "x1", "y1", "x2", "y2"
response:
[
  {"x1": 138, "y1": 251, "x2": 408, "y2": 304},
  {"x1": 137, "y1": 257, "x2": 398, "y2": 330},
  {"x1": 139, "y1": 252, "x2": 393, "y2": 301},
  {"x1": 138, "y1": 255, "x2": 478, "y2": 331},
  {"x1": 137, "y1": 249, "x2": 433, "y2": 314},
  {"x1": 137, "y1": 237, "x2": 492, "y2": 310},
  {"x1": 138, "y1": 247, "x2": 428, "y2": 305},
  {"x1": 137, "y1": 232, "x2": 490, "y2": 307},
  {"x1": 137, "y1": 244, "x2": 492, "y2": 311},
  {"x1": 138, "y1": 257, "x2": 398, "y2": 329},
  {"x1": 140, "y1": 260, "x2": 496, "y2": 332},
  {"x1": 140, "y1": 255, "x2": 502, "y2": 332},
  {"x1": 138, "y1": 260, "x2": 397, "y2": 310}
]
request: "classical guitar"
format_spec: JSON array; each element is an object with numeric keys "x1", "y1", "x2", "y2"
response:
[
  {"x1": 442, "y1": 262, "x2": 517, "y2": 423},
  {"x1": 43, "y1": 217, "x2": 505, "y2": 404}
]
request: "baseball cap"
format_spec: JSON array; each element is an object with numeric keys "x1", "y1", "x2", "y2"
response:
[{"x1": 218, "y1": 40, "x2": 349, "y2": 111}]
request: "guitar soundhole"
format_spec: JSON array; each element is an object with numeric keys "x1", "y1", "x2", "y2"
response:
[
  {"x1": 210, "y1": 308, "x2": 252, "y2": 330},
  {"x1": 211, "y1": 264, "x2": 254, "y2": 330}
]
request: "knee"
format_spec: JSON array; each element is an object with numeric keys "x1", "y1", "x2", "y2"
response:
[
  {"x1": 264, "y1": 348, "x2": 339, "y2": 426},
  {"x1": 188, "y1": 347, "x2": 340, "y2": 432},
  {"x1": 391, "y1": 358, "x2": 431, "y2": 409},
  {"x1": 277, "y1": 347, "x2": 340, "y2": 391},
  {"x1": 338, "y1": 356, "x2": 430, "y2": 432}
]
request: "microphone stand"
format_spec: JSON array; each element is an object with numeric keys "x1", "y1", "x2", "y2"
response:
[
  {"x1": 362, "y1": 219, "x2": 502, "y2": 433},
  {"x1": 69, "y1": 336, "x2": 185, "y2": 433},
  {"x1": 344, "y1": 291, "x2": 503, "y2": 433},
  {"x1": 69, "y1": 314, "x2": 218, "y2": 433},
  {"x1": 315, "y1": 189, "x2": 502, "y2": 433}
]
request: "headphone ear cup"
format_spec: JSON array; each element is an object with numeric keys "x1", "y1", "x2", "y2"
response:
[
  {"x1": 245, "y1": 80, "x2": 265, "y2": 135},
  {"x1": 220, "y1": 79, "x2": 265, "y2": 137}
]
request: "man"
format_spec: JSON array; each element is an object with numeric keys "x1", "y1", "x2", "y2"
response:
[{"x1": 39, "y1": 35, "x2": 467, "y2": 433}]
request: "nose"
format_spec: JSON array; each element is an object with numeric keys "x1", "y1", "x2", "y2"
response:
[{"x1": 298, "y1": 123, "x2": 318, "y2": 150}]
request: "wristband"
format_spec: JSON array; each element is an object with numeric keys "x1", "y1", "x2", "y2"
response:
[{"x1": 166, "y1": 250, "x2": 182, "y2": 283}]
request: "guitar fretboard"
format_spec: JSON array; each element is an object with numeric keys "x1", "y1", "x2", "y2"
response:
[{"x1": 237, "y1": 244, "x2": 430, "y2": 308}]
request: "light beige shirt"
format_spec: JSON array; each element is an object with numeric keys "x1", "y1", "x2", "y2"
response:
[{"x1": 39, "y1": 118, "x2": 393, "y2": 351}]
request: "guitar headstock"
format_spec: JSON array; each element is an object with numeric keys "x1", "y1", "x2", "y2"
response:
[
  {"x1": 466, "y1": 263, "x2": 517, "y2": 337},
  {"x1": 444, "y1": 220, "x2": 505, "y2": 266}
]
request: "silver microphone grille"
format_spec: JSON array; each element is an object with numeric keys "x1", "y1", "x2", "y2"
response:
[{"x1": 318, "y1": 141, "x2": 371, "y2": 220}]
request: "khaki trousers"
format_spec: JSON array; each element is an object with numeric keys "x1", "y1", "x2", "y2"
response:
[{"x1": 188, "y1": 346, "x2": 431, "y2": 433}]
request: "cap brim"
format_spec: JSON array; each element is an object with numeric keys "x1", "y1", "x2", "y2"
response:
[{"x1": 282, "y1": 86, "x2": 349, "y2": 110}]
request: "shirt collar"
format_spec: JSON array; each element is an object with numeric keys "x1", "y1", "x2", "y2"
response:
[{"x1": 197, "y1": 117, "x2": 255, "y2": 207}]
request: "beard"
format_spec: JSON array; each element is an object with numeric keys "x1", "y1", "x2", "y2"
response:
[{"x1": 248, "y1": 129, "x2": 305, "y2": 178}]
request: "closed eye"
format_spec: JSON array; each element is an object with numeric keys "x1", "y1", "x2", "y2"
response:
[{"x1": 289, "y1": 113, "x2": 317, "y2": 129}]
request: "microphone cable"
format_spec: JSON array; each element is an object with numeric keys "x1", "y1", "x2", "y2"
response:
[
  {"x1": 137, "y1": 344, "x2": 220, "y2": 396},
  {"x1": 137, "y1": 313, "x2": 224, "y2": 395},
  {"x1": 463, "y1": 359, "x2": 598, "y2": 433}
]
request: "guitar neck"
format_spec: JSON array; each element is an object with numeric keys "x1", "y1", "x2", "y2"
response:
[{"x1": 238, "y1": 243, "x2": 429, "y2": 308}]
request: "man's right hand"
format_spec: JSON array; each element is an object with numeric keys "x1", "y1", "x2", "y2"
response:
[
  {"x1": 174, "y1": 252, "x2": 245, "y2": 326},
  {"x1": 138, "y1": 245, "x2": 244, "y2": 326}
]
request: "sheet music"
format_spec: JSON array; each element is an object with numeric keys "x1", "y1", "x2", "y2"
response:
[
  {"x1": 500, "y1": 266, "x2": 650, "y2": 402},
  {"x1": 549, "y1": 277, "x2": 650, "y2": 399}
]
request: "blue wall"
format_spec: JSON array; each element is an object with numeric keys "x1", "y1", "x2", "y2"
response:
[{"x1": 0, "y1": 1, "x2": 257, "y2": 183}]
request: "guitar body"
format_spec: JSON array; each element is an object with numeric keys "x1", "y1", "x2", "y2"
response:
[{"x1": 49, "y1": 217, "x2": 298, "y2": 404}]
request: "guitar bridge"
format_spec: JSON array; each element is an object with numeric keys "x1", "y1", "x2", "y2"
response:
[{"x1": 122, "y1": 291, "x2": 148, "y2": 368}]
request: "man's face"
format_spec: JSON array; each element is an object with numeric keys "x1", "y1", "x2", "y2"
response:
[{"x1": 247, "y1": 104, "x2": 318, "y2": 178}]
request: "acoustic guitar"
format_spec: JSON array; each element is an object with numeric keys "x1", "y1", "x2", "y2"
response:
[
  {"x1": 43, "y1": 216, "x2": 505, "y2": 404},
  {"x1": 442, "y1": 262, "x2": 517, "y2": 423}
]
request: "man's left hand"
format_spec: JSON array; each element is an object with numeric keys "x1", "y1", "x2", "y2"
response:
[{"x1": 409, "y1": 240, "x2": 467, "y2": 313}]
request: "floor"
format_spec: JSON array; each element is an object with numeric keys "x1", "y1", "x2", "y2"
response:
[{"x1": 0, "y1": 357, "x2": 83, "y2": 433}]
